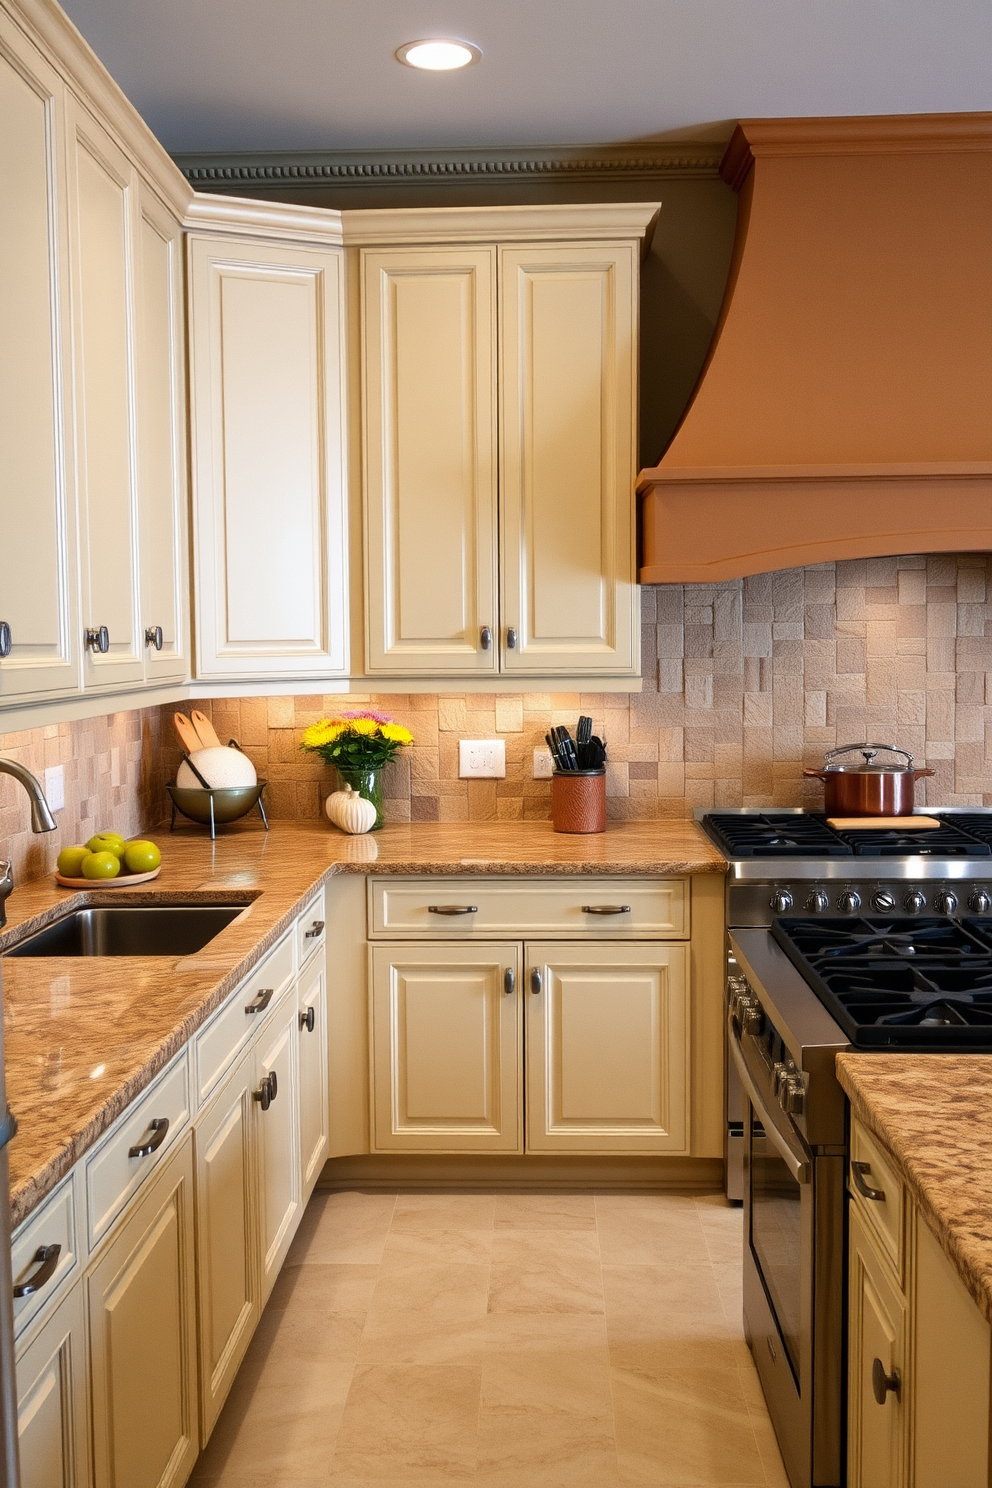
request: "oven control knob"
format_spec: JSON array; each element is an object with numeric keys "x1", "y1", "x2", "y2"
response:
[
  {"x1": 969, "y1": 891, "x2": 992, "y2": 914},
  {"x1": 870, "y1": 890, "x2": 896, "y2": 913},
  {"x1": 903, "y1": 890, "x2": 927, "y2": 915},
  {"x1": 934, "y1": 890, "x2": 958, "y2": 915},
  {"x1": 805, "y1": 890, "x2": 829, "y2": 914},
  {"x1": 780, "y1": 1073, "x2": 806, "y2": 1117},
  {"x1": 837, "y1": 891, "x2": 862, "y2": 914},
  {"x1": 769, "y1": 889, "x2": 794, "y2": 915}
]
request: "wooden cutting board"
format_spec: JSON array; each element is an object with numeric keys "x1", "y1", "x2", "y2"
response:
[{"x1": 827, "y1": 816, "x2": 942, "y2": 830}]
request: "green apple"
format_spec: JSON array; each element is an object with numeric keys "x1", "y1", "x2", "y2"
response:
[
  {"x1": 86, "y1": 831, "x2": 126, "y2": 858},
  {"x1": 80, "y1": 850, "x2": 121, "y2": 880},
  {"x1": 123, "y1": 840, "x2": 161, "y2": 874},
  {"x1": 56, "y1": 845, "x2": 89, "y2": 878}
]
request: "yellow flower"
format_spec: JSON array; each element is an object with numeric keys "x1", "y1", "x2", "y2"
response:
[
  {"x1": 348, "y1": 718, "x2": 380, "y2": 736},
  {"x1": 381, "y1": 724, "x2": 414, "y2": 746}
]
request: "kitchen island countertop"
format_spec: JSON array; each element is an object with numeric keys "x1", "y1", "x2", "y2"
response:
[
  {"x1": 2, "y1": 817, "x2": 724, "y2": 1229},
  {"x1": 838, "y1": 1052, "x2": 992, "y2": 1324}
]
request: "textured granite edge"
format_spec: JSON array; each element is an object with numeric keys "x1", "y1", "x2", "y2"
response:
[
  {"x1": 7, "y1": 866, "x2": 341, "y2": 1230},
  {"x1": 839, "y1": 1061, "x2": 992, "y2": 1326},
  {"x1": 332, "y1": 856, "x2": 726, "y2": 877}
]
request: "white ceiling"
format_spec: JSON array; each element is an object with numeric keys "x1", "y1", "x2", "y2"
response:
[{"x1": 60, "y1": 0, "x2": 992, "y2": 156}]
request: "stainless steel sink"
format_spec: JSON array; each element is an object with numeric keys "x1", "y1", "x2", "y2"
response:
[{"x1": 5, "y1": 904, "x2": 247, "y2": 958}]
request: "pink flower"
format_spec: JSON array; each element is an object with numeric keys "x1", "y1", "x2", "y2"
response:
[{"x1": 339, "y1": 709, "x2": 393, "y2": 724}]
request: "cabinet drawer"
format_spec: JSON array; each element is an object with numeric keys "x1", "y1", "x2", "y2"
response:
[
  {"x1": 11, "y1": 1173, "x2": 80, "y2": 1342},
  {"x1": 296, "y1": 890, "x2": 326, "y2": 966},
  {"x1": 849, "y1": 1119, "x2": 905, "y2": 1280},
  {"x1": 368, "y1": 877, "x2": 688, "y2": 939},
  {"x1": 85, "y1": 1051, "x2": 190, "y2": 1252},
  {"x1": 194, "y1": 930, "x2": 295, "y2": 1105}
]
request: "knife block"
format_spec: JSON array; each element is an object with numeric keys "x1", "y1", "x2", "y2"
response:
[{"x1": 551, "y1": 769, "x2": 606, "y2": 833}]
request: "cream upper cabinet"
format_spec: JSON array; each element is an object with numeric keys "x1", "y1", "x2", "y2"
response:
[
  {"x1": 354, "y1": 206, "x2": 655, "y2": 681},
  {"x1": 0, "y1": 15, "x2": 77, "y2": 702},
  {"x1": 362, "y1": 247, "x2": 498, "y2": 674},
  {"x1": 525, "y1": 942, "x2": 688, "y2": 1153},
  {"x1": 133, "y1": 181, "x2": 188, "y2": 684},
  {"x1": 500, "y1": 245, "x2": 638, "y2": 674},
  {"x1": 370, "y1": 942, "x2": 522, "y2": 1152},
  {"x1": 187, "y1": 217, "x2": 348, "y2": 681},
  {"x1": 65, "y1": 97, "x2": 144, "y2": 691}
]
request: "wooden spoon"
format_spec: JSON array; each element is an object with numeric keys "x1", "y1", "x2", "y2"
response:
[
  {"x1": 190, "y1": 709, "x2": 223, "y2": 750},
  {"x1": 173, "y1": 712, "x2": 202, "y2": 754}
]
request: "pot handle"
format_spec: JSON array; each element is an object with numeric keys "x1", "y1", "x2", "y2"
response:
[
  {"x1": 802, "y1": 770, "x2": 830, "y2": 780},
  {"x1": 912, "y1": 768, "x2": 935, "y2": 780},
  {"x1": 823, "y1": 742, "x2": 915, "y2": 768}
]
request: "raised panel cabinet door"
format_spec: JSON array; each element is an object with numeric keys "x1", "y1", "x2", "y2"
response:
[
  {"x1": 134, "y1": 181, "x2": 188, "y2": 684},
  {"x1": 254, "y1": 991, "x2": 301, "y2": 1303},
  {"x1": 16, "y1": 1281, "x2": 91, "y2": 1488},
  {"x1": 0, "y1": 18, "x2": 78, "y2": 701},
  {"x1": 499, "y1": 244, "x2": 639, "y2": 675},
  {"x1": 65, "y1": 97, "x2": 144, "y2": 691},
  {"x1": 847, "y1": 1206, "x2": 906, "y2": 1488},
  {"x1": 525, "y1": 942, "x2": 688, "y2": 1153},
  {"x1": 187, "y1": 234, "x2": 348, "y2": 679},
  {"x1": 362, "y1": 247, "x2": 498, "y2": 675},
  {"x1": 193, "y1": 1047, "x2": 258, "y2": 1446},
  {"x1": 297, "y1": 951, "x2": 329, "y2": 1196},
  {"x1": 370, "y1": 943, "x2": 521, "y2": 1152},
  {"x1": 87, "y1": 1134, "x2": 198, "y2": 1488}
]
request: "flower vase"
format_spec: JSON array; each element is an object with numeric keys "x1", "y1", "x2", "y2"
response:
[{"x1": 336, "y1": 766, "x2": 384, "y2": 830}]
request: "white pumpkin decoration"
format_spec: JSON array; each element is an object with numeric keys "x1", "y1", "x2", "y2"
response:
[{"x1": 325, "y1": 784, "x2": 377, "y2": 835}]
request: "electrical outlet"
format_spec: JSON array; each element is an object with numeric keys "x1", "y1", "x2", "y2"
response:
[
  {"x1": 459, "y1": 739, "x2": 506, "y2": 778},
  {"x1": 44, "y1": 765, "x2": 65, "y2": 812},
  {"x1": 533, "y1": 747, "x2": 554, "y2": 779}
]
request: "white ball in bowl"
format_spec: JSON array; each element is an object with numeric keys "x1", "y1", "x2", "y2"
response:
[{"x1": 177, "y1": 746, "x2": 257, "y2": 790}]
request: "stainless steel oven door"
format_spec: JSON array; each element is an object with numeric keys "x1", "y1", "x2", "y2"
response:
[{"x1": 730, "y1": 1026, "x2": 844, "y2": 1488}]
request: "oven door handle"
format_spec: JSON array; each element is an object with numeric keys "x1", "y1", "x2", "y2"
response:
[{"x1": 729, "y1": 1031, "x2": 811, "y2": 1185}]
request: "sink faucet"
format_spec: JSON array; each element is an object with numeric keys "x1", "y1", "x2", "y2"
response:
[{"x1": 0, "y1": 759, "x2": 57, "y2": 928}]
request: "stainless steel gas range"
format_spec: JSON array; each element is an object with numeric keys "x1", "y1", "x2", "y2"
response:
[{"x1": 697, "y1": 806, "x2": 992, "y2": 1488}]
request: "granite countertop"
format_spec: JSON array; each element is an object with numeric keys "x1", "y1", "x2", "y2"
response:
[
  {"x1": 2, "y1": 817, "x2": 724, "y2": 1229},
  {"x1": 838, "y1": 1053, "x2": 992, "y2": 1324}
]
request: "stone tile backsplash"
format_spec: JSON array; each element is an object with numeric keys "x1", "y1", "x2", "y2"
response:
[{"x1": 1, "y1": 552, "x2": 989, "y2": 875}]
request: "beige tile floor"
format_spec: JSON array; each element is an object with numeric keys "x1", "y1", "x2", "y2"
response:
[{"x1": 188, "y1": 1190, "x2": 790, "y2": 1488}]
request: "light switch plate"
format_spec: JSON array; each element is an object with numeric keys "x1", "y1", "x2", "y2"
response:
[
  {"x1": 533, "y1": 747, "x2": 554, "y2": 779},
  {"x1": 459, "y1": 739, "x2": 506, "y2": 778},
  {"x1": 44, "y1": 765, "x2": 65, "y2": 812}
]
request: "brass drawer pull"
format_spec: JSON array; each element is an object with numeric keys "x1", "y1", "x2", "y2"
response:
[
  {"x1": 851, "y1": 1160, "x2": 885, "y2": 1202},
  {"x1": 13, "y1": 1243, "x2": 61, "y2": 1299},
  {"x1": 428, "y1": 905, "x2": 478, "y2": 916},
  {"x1": 581, "y1": 905, "x2": 631, "y2": 915},
  {"x1": 304, "y1": 920, "x2": 325, "y2": 938},
  {"x1": 128, "y1": 1117, "x2": 169, "y2": 1159}
]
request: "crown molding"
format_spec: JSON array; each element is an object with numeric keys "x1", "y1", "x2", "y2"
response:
[
  {"x1": 184, "y1": 192, "x2": 344, "y2": 245},
  {"x1": 4, "y1": 0, "x2": 192, "y2": 219},
  {"x1": 173, "y1": 141, "x2": 726, "y2": 195},
  {"x1": 340, "y1": 201, "x2": 660, "y2": 248}
]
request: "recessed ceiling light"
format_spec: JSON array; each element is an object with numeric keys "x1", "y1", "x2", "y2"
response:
[{"x1": 395, "y1": 39, "x2": 481, "y2": 72}]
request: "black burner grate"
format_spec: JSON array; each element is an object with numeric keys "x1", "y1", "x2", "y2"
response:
[
  {"x1": 772, "y1": 916, "x2": 992, "y2": 1048},
  {"x1": 704, "y1": 813, "x2": 853, "y2": 858},
  {"x1": 835, "y1": 824, "x2": 992, "y2": 858}
]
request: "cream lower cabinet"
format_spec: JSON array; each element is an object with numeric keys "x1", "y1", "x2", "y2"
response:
[
  {"x1": 254, "y1": 988, "x2": 302, "y2": 1303},
  {"x1": 525, "y1": 943, "x2": 688, "y2": 1153},
  {"x1": 370, "y1": 939, "x2": 688, "y2": 1155},
  {"x1": 371, "y1": 943, "x2": 522, "y2": 1152},
  {"x1": 297, "y1": 950, "x2": 330, "y2": 1194},
  {"x1": 847, "y1": 1117, "x2": 992, "y2": 1488},
  {"x1": 193, "y1": 1045, "x2": 257, "y2": 1444},
  {"x1": 87, "y1": 1132, "x2": 198, "y2": 1488},
  {"x1": 15, "y1": 1281, "x2": 91, "y2": 1488},
  {"x1": 356, "y1": 207, "x2": 654, "y2": 681}
]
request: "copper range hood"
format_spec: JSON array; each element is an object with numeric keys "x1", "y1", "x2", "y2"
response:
[{"x1": 638, "y1": 113, "x2": 992, "y2": 584}]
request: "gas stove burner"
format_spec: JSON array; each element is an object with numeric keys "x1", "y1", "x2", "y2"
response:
[
  {"x1": 704, "y1": 812, "x2": 853, "y2": 859},
  {"x1": 771, "y1": 915, "x2": 992, "y2": 1047},
  {"x1": 836, "y1": 824, "x2": 992, "y2": 858}
]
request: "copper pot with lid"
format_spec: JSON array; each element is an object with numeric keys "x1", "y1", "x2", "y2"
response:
[{"x1": 802, "y1": 743, "x2": 934, "y2": 817}]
